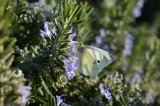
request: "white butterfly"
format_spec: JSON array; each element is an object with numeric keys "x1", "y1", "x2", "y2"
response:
[{"x1": 78, "y1": 46, "x2": 114, "y2": 76}]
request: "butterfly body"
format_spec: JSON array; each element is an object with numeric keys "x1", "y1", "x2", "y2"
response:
[{"x1": 78, "y1": 46, "x2": 114, "y2": 76}]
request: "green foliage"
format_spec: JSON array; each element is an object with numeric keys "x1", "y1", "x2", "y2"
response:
[
  {"x1": 1, "y1": 0, "x2": 160, "y2": 106},
  {"x1": 0, "y1": 0, "x2": 26, "y2": 105}
]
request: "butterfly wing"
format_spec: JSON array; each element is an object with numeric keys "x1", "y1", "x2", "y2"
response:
[
  {"x1": 78, "y1": 47, "x2": 99, "y2": 76},
  {"x1": 85, "y1": 46, "x2": 114, "y2": 72}
]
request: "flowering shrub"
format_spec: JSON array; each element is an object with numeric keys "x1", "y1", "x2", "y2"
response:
[{"x1": 0, "y1": 0, "x2": 160, "y2": 106}]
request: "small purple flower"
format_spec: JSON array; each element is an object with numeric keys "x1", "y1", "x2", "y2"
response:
[
  {"x1": 104, "y1": 90, "x2": 112, "y2": 100},
  {"x1": 28, "y1": 3, "x2": 35, "y2": 9},
  {"x1": 40, "y1": 22, "x2": 51, "y2": 38},
  {"x1": 56, "y1": 95, "x2": 71, "y2": 106},
  {"x1": 56, "y1": 95, "x2": 63, "y2": 106},
  {"x1": 68, "y1": 29, "x2": 73, "y2": 34},
  {"x1": 63, "y1": 58, "x2": 77, "y2": 80},
  {"x1": 137, "y1": 0, "x2": 145, "y2": 8},
  {"x1": 70, "y1": 53, "x2": 78, "y2": 62},
  {"x1": 63, "y1": 29, "x2": 78, "y2": 80},
  {"x1": 122, "y1": 32, "x2": 133, "y2": 57},
  {"x1": 95, "y1": 28, "x2": 105, "y2": 46},
  {"x1": 68, "y1": 27, "x2": 79, "y2": 42},
  {"x1": 133, "y1": 0, "x2": 145, "y2": 18},
  {"x1": 44, "y1": 9, "x2": 49, "y2": 16},
  {"x1": 133, "y1": 6, "x2": 142, "y2": 18},
  {"x1": 38, "y1": 0, "x2": 44, "y2": 6},
  {"x1": 68, "y1": 41, "x2": 78, "y2": 55},
  {"x1": 63, "y1": 28, "x2": 78, "y2": 80},
  {"x1": 103, "y1": 45, "x2": 109, "y2": 50},
  {"x1": 145, "y1": 92, "x2": 154, "y2": 104},
  {"x1": 122, "y1": 50, "x2": 131, "y2": 57},
  {"x1": 52, "y1": 26, "x2": 57, "y2": 34},
  {"x1": 61, "y1": 102, "x2": 71, "y2": 106},
  {"x1": 63, "y1": 59, "x2": 77, "y2": 72},
  {"x1": 40, "y1": 22, "x2": 57, "y2": 38},
  {"x1": 69, "y1": 33, "x2": 77, "y2": 41},
  {"x1": 99, "y1": 83, "x2": 112, "y2": 100},
  {"x1": 99, "y1": 28, "x2": 105, "y2": 37},
  {"x1": 18, "y1": 84, "x2": 31, "y2": 104},
  {"x1": 66, "y1": 71, "x2": 76, "y2": 80},
  {"x1": 95, "y1": 36, "x2": 103, "y2": 45},
  {"x1": 43, "y1": 22, "x2": 50, "y2": 34},
  {"x1": 133, "y1": 72, "x2": 141, "y2": 81}
]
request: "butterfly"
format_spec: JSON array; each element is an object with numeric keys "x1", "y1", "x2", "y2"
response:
[{"x1": 78, "y1": 45, "x2": 114, "y2": 77}]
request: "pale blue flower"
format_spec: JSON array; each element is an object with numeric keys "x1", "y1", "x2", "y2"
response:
[
  {"x1": 95, "y1": 28, "x2": 105, "y2": 47},
  {"x1": 66, "y1": 71, "x2": 76, "y2": 80},
  {"x1": 146, "y1": 92, "x2": 154, "y2": 104},
  {"x1": 18, "y1": 84, "x2": 31, "y2": 104},
  {"x1": 40, "y1": 22, "x2": 57, "y2": 38},
  {"x1": 67, "y1": 29, "x2": 78, "y2": 52},
  {"x1": 61, "y1": 102, "x2": 71, "y2": 106},
  {"x1": 102, "y1": 44, "x2": 110, "y2": 51},
  {"x1": 137, "y1": 0, "x2": 145, "y2": 8},
  {"x1": 28, "y1": 3, "x2": 35, "y2": 9},
  {"x1": 44, "y1": 9, "x2": 49, "y2": 16},
  {"x1": 122, "y1": 32, "x2": 133, "y2": 57},
  {"x1": 133, "y1": 0, "x2": 145, "y2": 18},
  {"x1": 63, "y1": 29, "x2": 78, "y2": 80},
  {"x1": 133, "y1": 72, "x2": 141, "y2": 81},
  {"x1": 122, "y1": 50, "x2": 131, "y2": 57},
  {"x1": 68, "y1": 27, "x2": 79, "y2": 41},
  {"x1": 69, "y1": 33, "x2": 77, "y2": 41},
  {"x1": 56, "y1": 95, "x2": 63, "y2": 106},
  {"x1": 56, "y1": 95, "x2": 71, "y2": 106},
  {"x1": 63, "y1": 59, "x2": 77, "y2": 72},
  {"x1": 99, "y1": 83, "x2": 112, "y2": 100},
  {"x1": 68, "y1": 41, "x2": 78, "y2": 55},
  {"x1": 70, "y1": 53, "x2": 78, "y2": 62},
  {"x1": 38, "y1": 0, "x2": 44, "y2": 6},
  {"x1": 104, "y1": 90, "x2": 112, "y2": 100},
  {"x1": 52, "y1": 26, "x2": 57, "y2": 35},
  {"x1": 99, "y1": 28, "x2": 105, "y2": 37},
  {"x1": 28, "y1": 0, "x2": 44, "y2": 12},
  {"x1": 63, "y1": 58, "x2": 77, "y2": 80},
  {"x1": 68, "y1": 28, "x2": 73, "y2": 34},
  {"x1": 40, "y1": 22, "x2": 51, "y2": 38},
  {"x1": 95, "y1": 36, "x2": 103, "y2": 45},
  {"x1": 133, "y1": 6, "x2": 142, "y2": 18}
]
